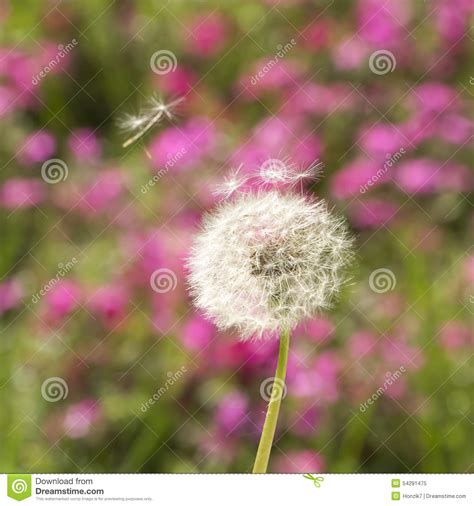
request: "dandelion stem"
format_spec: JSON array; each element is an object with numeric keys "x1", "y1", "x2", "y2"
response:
[{"x1": 252, "y1": 328, "x2": 290, "y2": 473}]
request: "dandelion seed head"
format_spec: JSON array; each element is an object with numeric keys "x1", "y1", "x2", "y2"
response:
[{"x1": 187, "y1": 191, "x2": 353, "y2": 339}]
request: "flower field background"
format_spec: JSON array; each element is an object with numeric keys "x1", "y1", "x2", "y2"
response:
[{"x1": 0, "y1": 0, "x2": 472, "y2": 473}]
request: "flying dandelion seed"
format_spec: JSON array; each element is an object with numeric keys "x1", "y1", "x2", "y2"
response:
[
  {"x1": 120, "y1": 96, "x2": 184, "y2": 148},
  {"x1": 212, "y1": 164, "x2": 249, "y2": 199}
]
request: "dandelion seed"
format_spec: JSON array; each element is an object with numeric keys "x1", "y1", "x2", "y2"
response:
[
  {"x1": 120, "y1": 96, "x2": 184, "y2": 148},
  {"x1": 212, "y1": 164, "x2": 248, "y2": 199}
]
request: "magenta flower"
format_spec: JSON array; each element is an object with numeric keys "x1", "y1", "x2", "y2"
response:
[
  {"x1": 0, "y1": 178, "x2": 44, "y2": 209},
  {"x1": 184, "y1": 13, "x2": 228, "y2": 57},
  {"x1": 44, "y1": 280, "x2": 81, "y2": 321},
  {"x1": 68, "y1": 128, "x2": 102, "y2": 162},
  {"x1": 349, "y1": 199, "x2": 398, "y2": 229},
  {"x1": 274, "y1": 450, "x2": 325, "y2": 473},
  {"x1": 0, "y1": 278, "x2": 23, "y2": 314},
  {"x1": 17, "y1": 131, "x2": 56, "y2": 165},
  {"x1": 63, "y1": 399, "x2": 100, "y2": 439}
]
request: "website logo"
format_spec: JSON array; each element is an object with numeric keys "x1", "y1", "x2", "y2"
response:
[{"x1": 7, "y1": 475, "x2": 32, "y2": 501}]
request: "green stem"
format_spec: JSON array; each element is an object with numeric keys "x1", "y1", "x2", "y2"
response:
[{"x1": 253, "y1": 328, "x2": 290, "y2": 473}]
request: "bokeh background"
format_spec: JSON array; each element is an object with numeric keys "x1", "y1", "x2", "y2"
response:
[{"x1": 0, "y1": 0, "x2": 473, "y2": 474}]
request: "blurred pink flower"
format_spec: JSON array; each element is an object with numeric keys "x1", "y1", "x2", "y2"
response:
[
  {"x1": 215, "y1": 391, "x2": 248, "y2": 435},
  {"x1": 181, "y1": 313, "x2": 217, "y2": 351},
  {"x1": 295, "y1": 317, "x2": 335, "y2": 343},
  {"x1": 149, "y1": 117, "x2": 215, "y2": 172},
  {"x1": 156, "y1": 65, "x2": 197, "y2": 95},
  {"x1": 240, "y1": 60, "x2": 301, "y2": 98},
  {"x1": 0, "y1": 278, "x2": 23, "y2": 314},
  {"x1": 68, "y1": 128, "x2": 102, "y2": 162},
  {"x1": 440, "y1": 322, "x2": 472, "y2": 350},
  {"x1": 395, "y1": 159, "x2": 471, "y2": 194},
  {"x1": 17, "y1": 130, "x2": 56, "y2": 165},
  {"x1": 358, "y1": 124, "x2": 406, "y2": 159},
  {"x1": 436, "y1": 114, "x2": 473, "y2": 145},
  {"x1": 291, "y1": 406, "x2": 320, "y2": 436},
  {"x1": 349, "y1": 199, "x2": 398, "y2": 229},
  {"x1": 77, "y1": 169, "x2": 127, "y2": 214},
  {"x1": 333, "y1": 37, "x2": 370, "y2": 70},
  {"x1": 63, "y1": 399, "x2": 100, "y2": 439},
  {"x1": 184, "y1": 13, "x2": 228, "y2": 57},
  {"x1": 289, "y1": 352, "x2": 340, "y2": 402},
  {"x1": 88, "y1": 284, "x2": 129, "y2": 329},
  {"x1": 0, "y1": 178, "x2": 44, "y2": 209},
  {"x1": 274, "y1": 450, "x2": 325, "y2": 473},
  {"x1": 302, "y1": 21, "x2": 330, "y2": 50},
  {"x1": 357, "y1": 0, "x2": 411, "y2": 47},
  {"x1": 44, "y1": 279, "x2": 81, "y2": 321},
  {"x1": 409, "y1": 83, "x2": 459, "y2": 115},
  {"x1": 330, "y1": 159, "x2": 382, "y2": 199},
  {"x1": 348, "y1": 331, "x2": 377, "y2": 360},
  {"x1": 0, "y1": 85, "x2": 16, "y2": 117}
]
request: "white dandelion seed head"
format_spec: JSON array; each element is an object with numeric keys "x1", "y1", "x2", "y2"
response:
[{"x1": 187, "y1": 191, "x2": 353, "y2": 340}]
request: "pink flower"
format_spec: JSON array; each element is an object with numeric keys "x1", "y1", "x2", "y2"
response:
[
  {"x1": 184, "y1": 13, "x2": 228, "y2": 57},
  {"x1": 333, "y1": 37, "x2": 370, "y2": 70},
  {"x1": 0, "y1": 178, "x2": 44, "y2": 209},
  {"x1": 68, "y1": 128, "x2": 102, "y2": 162},
  {"x1": 302, "y1": 21, "x2": 330, "y2": 50},
  {"x1": 349, "y1": 331, "x2": 377, "y2": 360},
  {"x1": 215, "y1": 391, "x2": 249, "y2": 435},
  {"x1": 395, "y1": 159, "x2": 439, "y2": 194},
  {"x1": 295, "y1": 317, "x2": 335, "y2": 343},
  {"x1": 349, "y1": 199, "x2": 398, "y2": 229},
  {"x1": 156, "y1": 66, "x2": 197, "y2": 96},
  {"x1": 358, "y1": 124, "x2": 406, "y2": 159},
  {"x1": 88, "y1": 284, "x2": 129, "y2": 329},
  {"x1": 43, "y1": 279, "x2": 81, "y2": 320},
  {"x1": 0, "y1": 85, "x2": 16, "y2": 117},
  {"x1": 289, "y1": 352, "x2": 340, "y2": 402},
  {"x1": 17, "y1": 131, "x2": 56, "y2": 165},
  {"x1": 436, "y1": 115, "x2": 473, "y2": 145},
  {"x1": 291, "y1": 406, "x2": 320, "y2": 436},
  {"x1": 0, "y1": 278, "x2": 23, "y2": 314},
  {"x1": 409, "y1": 83, "x2": 458, "y2": 115},
  {"x1": 63, "y1": 399, "x2": 100, "y2": 439},
  {"x1": 274, "y1": 450, "x2": 325, "y2": 473},
  {"x1": 440, "y1": 322, "x2": 472, "y2": 350},
  {"x1": 149, "y1": 117, "x2": 215, "y2": 172},
  {"x1": 76, "y1": 169, "x2": 127, "y2": 214},
  {"x1": 330, "y1": 159, "x2": 383, "y2": 199},
  {"x1": 181, "y1": 313, "x2": 217, "y2": 351},
  {"x1": 395, "y1": 159, "x2": 472, "y2": 194},
  {"x1": 357, "y1": 0, "x2": 411, "y2": 47}
]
